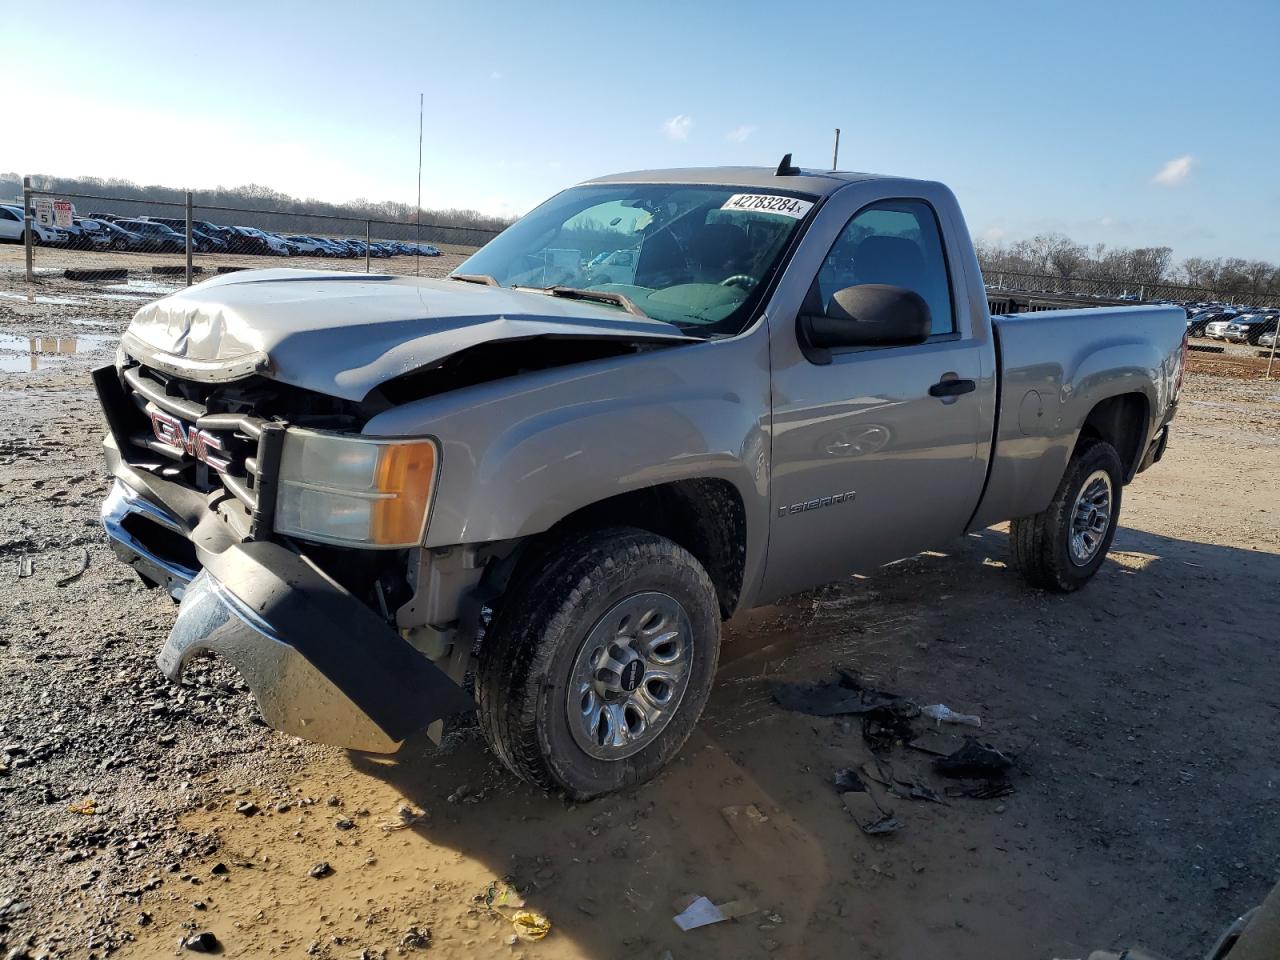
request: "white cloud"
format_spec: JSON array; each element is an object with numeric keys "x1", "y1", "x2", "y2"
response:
[
  {"x1": 490, "y1": 71, "x2": 504, "y2": 81},
  {"x1": 1153, "y1": 155, "x2": 1193, "y2": 186},
  {"x1": 663, "y1": 114, "x2": 693, "y2": 141},
  {"x1": 726, "y1": 124, "x2": 757, "y2": 143}
]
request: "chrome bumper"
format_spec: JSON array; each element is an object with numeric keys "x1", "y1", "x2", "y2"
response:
[{"x1": 101, "y1": 479, "x2": 198, "y2": 599}]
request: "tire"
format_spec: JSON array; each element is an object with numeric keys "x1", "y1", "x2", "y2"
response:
[
  {"x1": 1009, "y1": 438, "x2": 1123, "y2": 593},
  {"x1": 477, "y1": 527, "x2": 721, "y2": 799}
]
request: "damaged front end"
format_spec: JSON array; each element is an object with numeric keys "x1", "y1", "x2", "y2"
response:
[{"x1": 94, "y1": 359, "x2": 475, "y2": 754}]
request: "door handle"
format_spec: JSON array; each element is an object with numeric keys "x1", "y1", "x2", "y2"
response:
[{"x1": 929, "y1": 378, "x2": 976, "y2": 398}]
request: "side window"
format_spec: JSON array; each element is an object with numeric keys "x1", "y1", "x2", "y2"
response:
[
  {"x1": 0, "y1": 209, "x2": 17, "y2": 222},
  {"x1": 813, "y1": 199, "x2": 955, "y2": 336}
]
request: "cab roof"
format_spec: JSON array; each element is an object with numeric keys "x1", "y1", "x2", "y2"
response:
[{"x1": 581, "y1": 165, "x2": 902, "y2": 198}]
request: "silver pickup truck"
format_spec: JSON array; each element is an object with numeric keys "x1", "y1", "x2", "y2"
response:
[{"x1": 94, "y1": 161, "x2": 1186, "y2": 798}]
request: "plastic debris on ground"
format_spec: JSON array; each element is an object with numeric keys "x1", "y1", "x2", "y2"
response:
[
  {"x1": 672, "y1": 895, "x2": 759, "y2": 931},
  {"x1": 771, "y1": 668, "x2": 916, "y2": 719},
  {"x1": 67, "y1": 797, "x2": 97, "y2": 815},
  {"x1": 485, "y1": 879, "x2": 527, "y2": 910},
  {"x1": 840, "y1": 791, "x2": 901, "y2": 835},
  {"x1": 920, "y1": 703, "x2": 982, "y2": 727},
  {"x1": 932, "y1": 737, "x2": 1015, "y2": 779},
  {"x1": 512, "y1": 910, "x2": 551, "y2": 941},
  {"x1": 380, "y1": 802, "x2": 427, "y2": 831}
]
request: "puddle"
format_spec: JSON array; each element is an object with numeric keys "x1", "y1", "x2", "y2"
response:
[
  {"x1": 0, "y1": 291, "x2": 85, "y2": 306},
  {"x1": 0, "y1": 333, "x2": 115, "y2": 373},
  {"x1": 103, "y1": 279, "x2": 181, "y2": 296},
  {"x1": 70, "y1": 318, "x2": 119, "y2": 329}
]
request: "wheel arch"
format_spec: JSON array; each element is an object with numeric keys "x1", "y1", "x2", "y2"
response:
[
  {"x1": 487, "y1": 479, "x2": 748, "y2": 621},
  {"x1": 1073, "y1": 392, "x2": 1150, "y2": 483}
]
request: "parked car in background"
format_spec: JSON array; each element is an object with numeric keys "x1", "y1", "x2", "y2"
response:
[
  {"x1": 0, "y1": 205, "x2": 68, "y2": 245},
  {"x1": 96, "y1": 219, "x2": 147, "y2": 251},
  {"x1": 285, "y1": 235, "x2": 330, "y2": 256},
  {"x1": 1258, "y1": 330, "x2": 1278, "y2": 350},
  {"x1": 1187, "y1": 310, "x2": 1235, "y2": 338},
  {"x1": 1223, "y1": 314, "x2": 1278, "y2": 345},
  {"x1": 75, "y1": 218, "x2": 116, "y2": 251},
  {"x1": 1205, "y1": 316, "x2": 1236, "y2": 340},
  {"x1": 192, "y1": 220, "x2": 235, "y2": 246},
  {"x1": 585, "y1": 247, "x2": 640, "y2": 284},
  {"x1": 86, "y1": 212, "x2": 123, "y2": 224},
  {"x1": 316, "y1": 237, "x2": 352, "y2": 257},
  {"x1": 115, "y1": 219, "x2": 185, "y2": 253},
  {"x1": 223, "y1": 226, "x2": 270, "y2": 255},
  {"x1": 420, "y1": 243, "x2": 441, "y2": 256}
]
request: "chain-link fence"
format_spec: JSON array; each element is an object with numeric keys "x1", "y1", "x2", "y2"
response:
[
  {"x1": 5, "y1": 178, "x2": 503, "y2": 285},
  {"x1": 983, "y1": 269, "x2": 1280, "y2": 310}
]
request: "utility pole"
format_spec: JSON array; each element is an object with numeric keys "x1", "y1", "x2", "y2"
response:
[
  {"x1": 416, "y1": 92, "x2": 423, "y2": 277},
  {"x1": 184, "y1": 190, "x2": 193, "y2": 286},
  {"x1": 22, "y1": 176, "x2": 33, "y2": 283},
  {"x1": 832, "y1": 128, "x2": 841, "y2": 171}
]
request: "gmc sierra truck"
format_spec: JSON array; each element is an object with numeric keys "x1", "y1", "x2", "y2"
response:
[{"x1": 94, "y1": 160, "x2": 1185, "y2": 798}]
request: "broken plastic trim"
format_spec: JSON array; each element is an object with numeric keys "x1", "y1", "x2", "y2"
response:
[{"x1": 158, "y1": 540, "x2": 475, "y2": 752}]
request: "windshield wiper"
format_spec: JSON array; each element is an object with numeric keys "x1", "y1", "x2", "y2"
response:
[
  {"x1": 448, "y1": 273, "x2": 500, "y2": 286},
  {"x1": 541, "y1": 286, "x2": 649, "y2": 318}
]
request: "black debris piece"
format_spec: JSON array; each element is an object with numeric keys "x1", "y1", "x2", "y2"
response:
[
  {"x1": 964, "y1": 781, "x2": 1016, "y2": 800},
  {"x1": 182, "y1": 931, "x2": 220, "y2": 953},
  {"x1": 932, "y1": 738, "x2": 1014, "y2": 779},
  {"x1": 862, "y1": 711, "x2": 917, "y2": 754},
  {"x1": 840, "y1": 791, "x2": 901, "y2": 836},
  {"x1": 834, "y1": 768, "x2": 866, "y2": 793},
  {"x1": 771, "y1": 669, "x2": 917, "y2": 719}
]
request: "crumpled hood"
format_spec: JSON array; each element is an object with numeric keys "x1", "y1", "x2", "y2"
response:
[{"x1": 122, "y1": 268, "x2": 692, "y2": 401}]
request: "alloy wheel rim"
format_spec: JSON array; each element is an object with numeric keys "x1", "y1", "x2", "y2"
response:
[
  {"x1": 567, "y1": 592, "x2": 693, "y2": 761},
  {"x1": 1069, "y1": 469, "x2": 1113, "y2": 566}
]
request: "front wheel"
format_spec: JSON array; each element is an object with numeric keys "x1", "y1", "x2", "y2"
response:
[
  {"x1": 477, "y1": 528, "x2": 721, "y2": 799},
  {"x1": 1009, "y1": 438, "x2": 1123, "y2": 592}
]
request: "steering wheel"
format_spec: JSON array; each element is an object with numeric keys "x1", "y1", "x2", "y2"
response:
[{"x1": 720, "y1": 274, "x2": 756, "y2": 290}]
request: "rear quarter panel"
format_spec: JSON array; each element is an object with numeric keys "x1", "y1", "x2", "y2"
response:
[{"x1": 967, "y1": 305, "x2": 1184, "y2": 530}]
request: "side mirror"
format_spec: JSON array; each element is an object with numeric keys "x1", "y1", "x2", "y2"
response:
[{"x1": 798, "y1": 284, "x2": 932, "y2": 363}]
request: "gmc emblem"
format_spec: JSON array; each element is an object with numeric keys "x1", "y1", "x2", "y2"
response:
[{"x1": 149, "y1": 410, "x2": 230, "y2": 474}]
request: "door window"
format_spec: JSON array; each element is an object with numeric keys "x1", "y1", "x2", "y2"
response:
[{"x1": 812, "y1": 199, "x2": 955, "y2": 336}]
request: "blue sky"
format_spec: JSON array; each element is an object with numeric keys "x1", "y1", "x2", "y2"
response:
[{"x1": 7, "y1": 0, "x2": 1277, "y2": 261}]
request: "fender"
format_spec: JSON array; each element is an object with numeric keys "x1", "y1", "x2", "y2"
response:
[{"x1": 363, "y1": 326, "x2": 774, "y2": 607}]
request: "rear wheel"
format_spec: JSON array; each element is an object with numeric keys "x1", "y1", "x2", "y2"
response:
[
  {"x1": 477, "y1": 528, "x2": 720, "y2": 799},
  {"x1": 1009, "y1": 438, "x2": 1123, "y2": 592}
]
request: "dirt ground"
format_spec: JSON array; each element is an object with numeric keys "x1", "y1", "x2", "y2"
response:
[{"x1": 0, "y1": 271, "x2": 1278, "y2": 960}]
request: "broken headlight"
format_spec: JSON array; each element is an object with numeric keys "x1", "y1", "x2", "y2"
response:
[{"x1": 274, "y1": 429, "x2": 438, "y2": 548}]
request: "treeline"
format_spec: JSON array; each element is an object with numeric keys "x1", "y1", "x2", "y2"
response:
[
  {"x1": 976, "y1": 233, "x2": 1280, "y2": 303},
  {"x1": 0, "y1": 172, "x2": 515, "y2": 247}
]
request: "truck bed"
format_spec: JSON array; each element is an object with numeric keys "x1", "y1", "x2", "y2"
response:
[{"x1": 968, "y1": 304, "x2": 1186, "y2": 531}]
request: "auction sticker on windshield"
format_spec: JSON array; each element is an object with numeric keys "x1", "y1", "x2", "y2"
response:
[{"x1": 720, "y1": 194, "x2": 814, "y2": 219}]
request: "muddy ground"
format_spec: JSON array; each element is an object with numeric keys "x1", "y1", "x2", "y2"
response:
[{"x1": 0, "y1": 271, "x2": 1278, "y2": 960}]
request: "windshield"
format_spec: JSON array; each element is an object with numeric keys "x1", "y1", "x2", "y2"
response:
[{"x1": 455, "y1": 182, "x2": 815, "y2": 337}]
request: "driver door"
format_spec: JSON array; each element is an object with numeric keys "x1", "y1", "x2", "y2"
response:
[{"x1": 760, "y1": 191, "x2": 994, "y2": 602}]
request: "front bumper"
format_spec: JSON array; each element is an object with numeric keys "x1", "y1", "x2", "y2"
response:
[
  {"x1": 102, "y1": 472, "x2": 474, "y2": 752},
  {"x1": 159, "y1": 540, "x2": 475, "y2": 753},
  {"x1": 95, "y1": 363, "x2": 474, "y2": 753}
]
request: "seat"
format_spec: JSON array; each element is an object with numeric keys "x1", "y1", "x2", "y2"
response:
[
  {"x1": 688, "y1": 223, "x2": 750, "y2": 282},
  {"x1": 633, "y1": 230, "x2": 687, "y2": 288},
  {"x1": 850, "y1": 235, "x2": 928, "y2": 293}
]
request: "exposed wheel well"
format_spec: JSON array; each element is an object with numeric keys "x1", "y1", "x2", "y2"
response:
[
  {"x1": 1075, "y1": 393, "x2": 1149, "y2": 482},
  {"x1": 523, "y1": 480, "x2": 748, "y2": 619}
]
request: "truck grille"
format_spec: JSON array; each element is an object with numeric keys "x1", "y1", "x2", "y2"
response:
[{"x1": 94, "y1": 363, "x2": 286, "y2": 539}]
